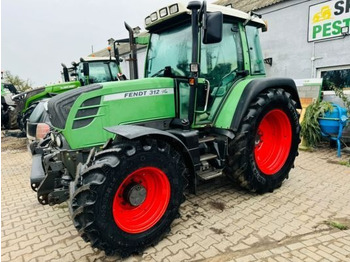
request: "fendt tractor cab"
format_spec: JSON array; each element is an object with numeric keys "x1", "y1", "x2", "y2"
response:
[
  {"x1": 14, "y1": 49, "x2": 125, "y2": 133},
  {"x1": 31, "y1": 1, "x2": 301, "y2": 257}
]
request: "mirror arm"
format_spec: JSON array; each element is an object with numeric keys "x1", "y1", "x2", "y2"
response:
[
  {"x1": 187, "y1": 1, "x2": 202, "y2": 126},
  {"x1": 198, "y1": 1, "x2": 207, "y2": 27}
]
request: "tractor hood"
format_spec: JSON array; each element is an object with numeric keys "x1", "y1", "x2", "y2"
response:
[
  {"x1": 13, "y1": 81, "x2": 81, "y2": 112},
  {"x1": 45, "y1": 81, "x2": 81, "y2": 93},
  {"x1": 48, "y1": 77, "x2": 176, "y2": 149},
  {"x1": 13, "y1": 87, "x2": 46, "y2": 112}
]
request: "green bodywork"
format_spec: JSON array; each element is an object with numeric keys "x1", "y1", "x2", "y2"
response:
[
  {"x1": 18, "y1": 58, "x2": 123, "y2": 115},
  {"x1": 62, "y1": 78, "x2": 175, "y2": 149},
  {"x1": 213, "y1": 76, "x2": 260, "y2": 129},
  {"x1": 53, "y1": 18, "x2": 268, "y2": 150},
  {"x1": 61, "y1": 75, "x2": 267, "y2": 149},
  {"x1": 1, "y1": 83, "x2": 9, "y2": 95},
  {"x1": 23, "y1": 81, "x2": 81, "y2": 112}
]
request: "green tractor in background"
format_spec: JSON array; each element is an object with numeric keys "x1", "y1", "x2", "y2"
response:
[
  {"x1": 26, "y1": 26, "x2": 143, "y2": 148},
  {"x1": 13, "y1": 50, "x2": 125, "y2": 133},
  {"x1": 31, "y1": 1, "x2": 301, "y2": 257},
  {"x1": 1, "y1": 73, "x2": 19, "y2": 129}
]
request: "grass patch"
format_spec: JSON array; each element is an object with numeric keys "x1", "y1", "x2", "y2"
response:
[
  {"x1": 298, "y1": 145, "x2": 314, "y2": 152},
  {"x1": 325, "y1": 220, "x2": 349, "y2": 230},
  {"x1": 338, "y1": 160, "x2": 350, "y2": 167}
]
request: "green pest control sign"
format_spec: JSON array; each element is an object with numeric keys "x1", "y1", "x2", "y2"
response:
[{"x1": 308, "y1": 0, "x2": 350, "y2": 41}]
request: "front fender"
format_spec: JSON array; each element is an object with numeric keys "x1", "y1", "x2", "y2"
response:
[
  {"x1": 105, "y1": 125, "x2": 194, "y2": 164},
  {"x1": 105, "y1": 125, "x2": 196, "y2": 188}
]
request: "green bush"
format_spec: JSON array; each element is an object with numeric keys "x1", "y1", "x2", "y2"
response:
[{"x1": 301, "y1": 100, "x2": 333, "y2": 147}]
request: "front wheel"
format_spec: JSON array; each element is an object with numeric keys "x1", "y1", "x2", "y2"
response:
[
  {"x1": 224, "y1": 88, "x2": 300, "y2": 193},
  {"x1": 69, "y1": 138, "x2": 186, "y2": 257}
]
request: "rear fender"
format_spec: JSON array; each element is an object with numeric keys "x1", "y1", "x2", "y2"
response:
[{"x1": 230, "y1": 78, "x2": 301, "y2": 131}]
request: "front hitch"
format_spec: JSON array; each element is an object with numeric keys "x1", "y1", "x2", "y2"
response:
[{"x1": 32, "y1": 145, "x2": 88, "y2": 205}]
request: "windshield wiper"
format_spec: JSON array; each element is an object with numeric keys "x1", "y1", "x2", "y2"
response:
[
  {"x1": 151, "y1": 68, "x2": 165, "y2": 77},
  {"x1": 150, "y1": 66, "x2": 174, "y2": 77}
]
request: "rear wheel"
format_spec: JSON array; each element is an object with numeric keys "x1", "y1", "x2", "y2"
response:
[
  {"x1": 69, "y1": 138, "x2": 186, "y2": 256},
  {"x1": 224, "y1": 88, "x2": 300, "y2": 193}
]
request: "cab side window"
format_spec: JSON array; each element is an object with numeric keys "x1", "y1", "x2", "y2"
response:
[{"x1": 246, "y1": 26, "x2": 265, "y2": 74}]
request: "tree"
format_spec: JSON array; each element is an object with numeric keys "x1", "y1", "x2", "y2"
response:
[{"x1": 2, "y1": 70, "x2": 32, "y2": 92}]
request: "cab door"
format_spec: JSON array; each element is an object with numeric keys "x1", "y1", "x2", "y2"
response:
[{"x1": 194, "y1": 23, "x2": 244, "y2": 125}]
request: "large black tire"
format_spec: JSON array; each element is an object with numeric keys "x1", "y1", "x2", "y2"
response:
[
  {"x1": 224, "y1": 88, "x2": 300, "y2": 193},
  {"x1": 69, "y1": 138, "x2": 187, "y2": 257}
]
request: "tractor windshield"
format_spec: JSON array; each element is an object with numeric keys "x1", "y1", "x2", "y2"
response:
[
  {"x1": 77, "y1": 61, "x2": 119, "y2": 84},
  {"x1": 146, "y1": 22, "x2": 244, "y2": 122},
  {"x1": 146, "y1": 22, "x2": 244, "y2": 86},
  {"x1": 146, "y1": 23, "x2": 192, "y2": 78}
]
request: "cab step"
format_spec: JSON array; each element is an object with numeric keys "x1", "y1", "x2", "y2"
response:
[
  {"x1": 198, "y1": 170, "x2": 223, "y2": 180},
  {"x1": 199, "y1": 136, "x2": 215, "y2": 144},
  {"x1": 200, "y1": 153, "x2": 217, "y2": 162}
]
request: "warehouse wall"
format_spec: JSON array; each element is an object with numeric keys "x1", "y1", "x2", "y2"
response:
[{"x1": 258, "y1": 0, "x2": 350, "y2": 79}]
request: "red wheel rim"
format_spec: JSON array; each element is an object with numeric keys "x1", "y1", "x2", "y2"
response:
[
  {"x1": 112, "y1": 167, "x2": 170, "y2": 234},
  {"x1": 254, "y1": 109, "x2": 292, "y2": 175}
]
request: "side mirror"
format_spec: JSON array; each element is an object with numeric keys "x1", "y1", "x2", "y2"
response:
[
  {"x1": 135, "y1": 35, "x2": 150, "y2": 45},
  {"x1": 82, "y1": 62, "x2": 89, "y2": 76},
  {"x1": 203, "y1": 12, "x2": 223, "y2": 44}
]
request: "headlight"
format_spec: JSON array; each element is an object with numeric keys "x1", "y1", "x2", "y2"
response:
[
  {"x1": 159, "y1": 7, "x2": 168, "y2": 18},
  {"x1": 50, "y1": 132, "x2": 55, "y2": 142},
  {"x1": 55, "y1": 135, "x2": 62, "y2": 148},
  {"x1": 145, "y1": 16, "x2": 151, "y2": 26},
  {"x1": 169, "y1": 4, "x2": 179, "y2": 14},
  {"x1": 150, "y1": 12, "x2": 158, "y2": 22}
]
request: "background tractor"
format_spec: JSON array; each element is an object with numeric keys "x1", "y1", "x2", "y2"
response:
[
  {"x1": 1, "y1": 78, "x2": 19, "y2": 129},
  {"x1": 26, "y1": 29, "x2": 143, "y2": 150},
  {"x1": 31, "y1": 1, "x2": 301, "y2": 257},
  {"x1": 14, "y1": 52, "x2": 124, "y2": 133}
]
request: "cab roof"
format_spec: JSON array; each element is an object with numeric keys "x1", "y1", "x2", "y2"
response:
[{"x1": 145, "y1": 2, "x2": 266, "y2": 30}]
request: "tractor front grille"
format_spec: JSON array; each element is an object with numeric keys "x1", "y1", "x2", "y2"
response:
[
  {"x1": 47, "y1": 84, "x2": 102, "y2": 129},
  {"x1": 72, "y1": 96, "x2": 101, "y2": 129}
]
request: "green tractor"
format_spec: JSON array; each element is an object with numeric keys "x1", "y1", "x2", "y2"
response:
[
  {"x1": 1, "y1": 77, "x2": 19, "y2": 129},
  {"x1": 31, "y1": 1, "x2": 301, "y2": 257},
  {"x1": 14, "y1": 52, "x2": 124, "y2": 133},
  {"x1": 27, "y1": 27, "x2": 144, "y2": 153}
]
